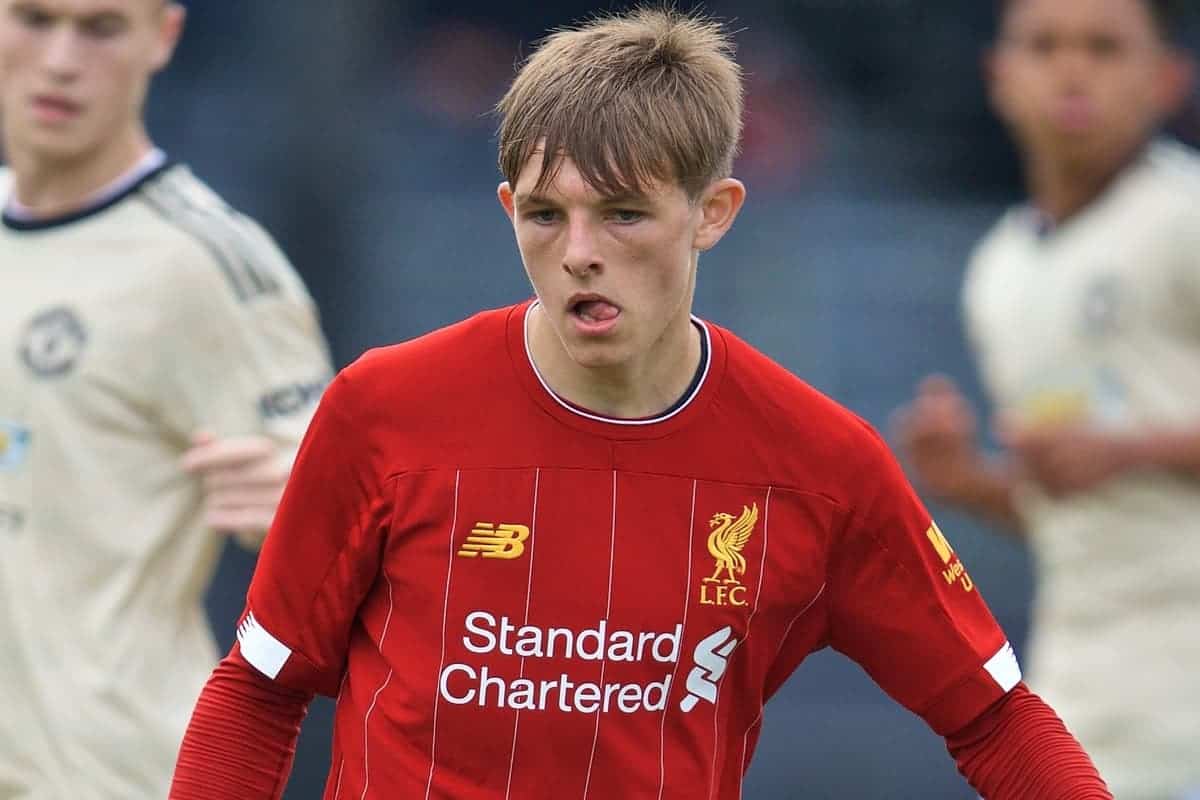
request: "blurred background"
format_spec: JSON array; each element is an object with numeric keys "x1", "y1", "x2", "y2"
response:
[{"x1": 154, "y1": 1, "x2": 1200, "y2": 797}]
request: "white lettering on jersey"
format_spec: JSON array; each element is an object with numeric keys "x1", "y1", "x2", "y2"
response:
[
  {"x1": 443, "y1": 611, "x2": 684, "y2": 714},
  {"x1": 680, "y1": 625, "x2": 738, "y2": 712},
  {"x1": 439, "y1": 665, "x2": 672, "y2": 714},
  {"x1": 461, "y1": 611, "x2": 681, "y2": 663}
]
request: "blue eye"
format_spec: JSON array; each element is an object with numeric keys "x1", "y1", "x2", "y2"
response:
[
  {"x1": 527, "y1": 209, "x2": 559, "y2": 225},
  {"x1": 610, "y1": 210, "x2": 644, "y2": 224}
]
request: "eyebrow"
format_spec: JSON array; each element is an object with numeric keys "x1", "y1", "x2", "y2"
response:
[
  {"x1": 514, "y1": 191, "x2": 650, "y2": 207},
  {"x1": 81, "y1": 10, "x2": 129, "y2": 22},
  {"x1": 599, "y1": 191, "x2": 651, "y2": 205},
  {"x1": 11, "y1": 3, "x2": 130, "y2": 21},
  {"x1": 513, "y1": 192, "x2": 552, "y2": 206}
]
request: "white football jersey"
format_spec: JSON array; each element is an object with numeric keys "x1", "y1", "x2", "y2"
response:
[
  {"x1": 964, "y1": 140, "x2": 1200, "y2": 799},
  {"x1": 0, "y1": 162, "x2": 332, "y2": 799}
]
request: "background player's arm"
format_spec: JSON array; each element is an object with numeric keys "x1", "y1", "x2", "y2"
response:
[
  {"x1": 998, "y1": 419, "x2": 1200, "y2": 497},
  {"x1": 157, "y1": 220, "x2": 333, "y2": 545},
  {"x1": 828, "y1": 424, "x2": 1109, "y2": 798},
  {"x1": 893, "y1": 375, "x2": 1023, "y2": 531},
  {"x1": 171, "y1": 370, "x2": 391, "y2": 798}
]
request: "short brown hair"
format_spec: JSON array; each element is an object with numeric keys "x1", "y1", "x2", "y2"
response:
[{"x1": 496, "y1": 7, "x2": 744, "y2": 200}]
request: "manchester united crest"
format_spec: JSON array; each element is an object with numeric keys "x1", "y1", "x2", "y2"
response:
[{"x1": 20, "y1": 306, "x2": 87, "y2": 378}]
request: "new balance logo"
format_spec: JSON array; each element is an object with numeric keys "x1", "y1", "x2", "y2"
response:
[
  {"x1": 680, "y1": 626, "x2": 738, "y2": 712},
  {"x1": 457, "y1": 523, "x2": 530, "y2": 559}
]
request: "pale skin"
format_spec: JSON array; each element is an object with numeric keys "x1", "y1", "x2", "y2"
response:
[
  {"x1": 895, "y1": 0, "x2": 1200, "y2": 532},
  {"x1": 498, "y1": 149, "x2": 745, "y2": 419},
  {"x1": 0, "y1": 0, "x2": 290, "y2": 539}
]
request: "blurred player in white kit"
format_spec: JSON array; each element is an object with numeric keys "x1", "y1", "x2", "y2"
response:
[
  {"x1": 0, "y1": 0, "x2": 331, "y2": 796},
  {"x1": 897, "y1": 1, "x2": 1200, "y2": 797}
]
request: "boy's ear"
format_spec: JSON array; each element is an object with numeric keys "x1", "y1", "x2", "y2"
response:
[
  {"x1": 498, "y1": 182, "x2": 516, "y2": 222},
  {"x1": 693, "y1": 178, "x2": 746, "y2": 252}
]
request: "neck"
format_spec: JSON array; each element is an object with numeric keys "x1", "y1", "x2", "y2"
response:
[
  {"x1": 528, "y1": 303, "x2": 702, "y2": 419},
  {"x1": 1025, "y1": 141, "x2": 1145, "y2": 224},
  {"x1": 7, "y1": 126, "x2": 154, "y2": 219}
]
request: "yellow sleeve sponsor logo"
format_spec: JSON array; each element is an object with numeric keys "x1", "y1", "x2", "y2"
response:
[
  {"x1": 926, "y1": 521, "x2": 974, "y2": 593},
  {"x1": 457, "y1": 522, "x2": 531, "y2": 560}
]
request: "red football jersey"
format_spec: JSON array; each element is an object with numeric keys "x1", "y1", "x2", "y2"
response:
[{"x1": 236, "y1": 301, "x2": 1019, "y2": 799}]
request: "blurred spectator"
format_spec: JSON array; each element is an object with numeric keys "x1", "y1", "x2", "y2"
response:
[{"x1": 737, "y1": 28, "x2": 824, "y2": 192}]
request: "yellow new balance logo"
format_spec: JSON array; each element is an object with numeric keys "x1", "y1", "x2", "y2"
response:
[{"x1": 457, "y1": 523, "x2": 530, "y2": 560}]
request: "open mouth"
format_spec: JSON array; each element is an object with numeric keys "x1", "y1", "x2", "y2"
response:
[
  {"x1": 572, "y1": 300, "x2": 619, "y2": 322},
  {"x1": 568, "y1": 294, "x2": 622, "y2": 333}
]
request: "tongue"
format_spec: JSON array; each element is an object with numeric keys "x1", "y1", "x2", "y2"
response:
[{"x1": 576, "y1": 300, "x2": 619, "y2": 322}]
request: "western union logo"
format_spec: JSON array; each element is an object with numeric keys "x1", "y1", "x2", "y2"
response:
[
  {"x1": 926, "y1": 522, "x2": 954, "y2": 563},
  {"x1": 926, "y1": 522, "x2": 974, "y2": 593},
  {"x1": 458, "y1": 523, "x2": 530, "y2": 560}
]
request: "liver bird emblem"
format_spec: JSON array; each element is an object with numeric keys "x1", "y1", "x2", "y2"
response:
[{"x1": 703, "y1": 503, "x2": 758, "y2": 584}]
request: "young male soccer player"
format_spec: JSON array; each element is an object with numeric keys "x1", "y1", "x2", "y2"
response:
[
  {"x1": 897, "y1": 0, "x2": 1200, "y2": 797},
  {"x1": 172, "y1": 8, "x2": 1110, "y2": 798},
  {"x1": 0, "y1": 0, "x2": 331, "y2": 796}
]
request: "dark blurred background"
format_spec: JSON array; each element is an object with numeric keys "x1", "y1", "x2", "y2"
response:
[{"x1": 154, "y1": 2, "x2": 1200, "y2": 797}]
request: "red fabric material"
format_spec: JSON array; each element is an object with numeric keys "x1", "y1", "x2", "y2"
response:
[
  {"x1": 169, "y1": 303, "x2": 1030, "y2": 797},
  {"x1": 948, "y1": 683, "x2": 1112, "y2": 799},
  {"x1": 169, "y1": 651, "x2": 312, "y2": 799}
]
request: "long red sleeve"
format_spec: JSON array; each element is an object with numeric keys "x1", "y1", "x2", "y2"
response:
[
  {"x1": 947, "y1": 683, "x2": 1111, "y2": 799},
  {"x1": 169, "y1": 652, "x2": 313, "y2": 799}
]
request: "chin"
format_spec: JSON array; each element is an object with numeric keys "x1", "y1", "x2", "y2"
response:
[
  {"x1": 1056, "y1": 134, "x2": 1121, "y2": 165},
  {"x1": 22, "y1": 129, "x2": 96, "y2": 162},
  {"x1": 564, "y1": 340, "x2": 630, "y2": 370}
]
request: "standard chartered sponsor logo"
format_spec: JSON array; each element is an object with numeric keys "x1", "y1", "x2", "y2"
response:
[
  {"x1": 461, "y1": 611, "x2": 682, "y2": 662},
  {"x1": 439, "y1": 611, "x2": 682, "y2": 714},
  {"x1": 439, "y1": 665, "x2": 672, "y2": 713}
]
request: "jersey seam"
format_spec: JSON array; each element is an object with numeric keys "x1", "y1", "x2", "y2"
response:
[
  {"x1": 262, "y1": 378, "x2": 399, "y2": 690},
  {"x1": 822, "y1": 502, "x2": 853, "y2": 644},
  {"x1": 0, "y1": 159, "x2": 175, "y2": 232},
  {"x1": 378, "y1": 464, "x2": 846, "y2": 503},
  {"x1": 837, "y1": 504, "x2": 985, "y2": 709},
  {"x1": 917, "y1": 663, "x2": 1006, "y2": 729},
  {"x1": 275, "y1": 471, "x2": 401, "y2": 693},
  {"x1": 135, "y1": 170, "x2": 281, "y2": 302}
]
